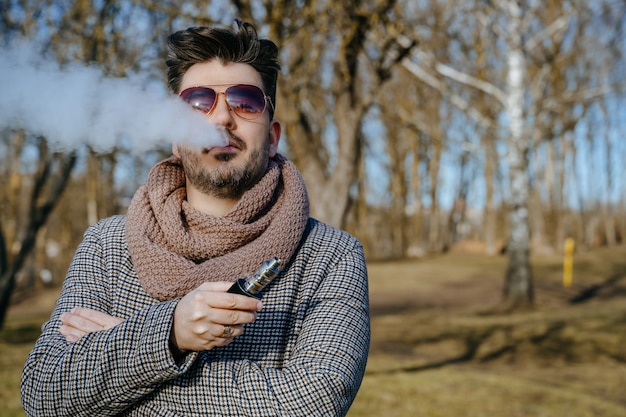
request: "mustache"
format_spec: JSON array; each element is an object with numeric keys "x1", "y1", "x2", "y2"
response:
[{"x1": 224, "y1": 130, "x2": 246, "y2": 150}]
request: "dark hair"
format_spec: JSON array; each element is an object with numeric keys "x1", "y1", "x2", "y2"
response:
[{"x1": 166, "y1": 20, "x2": 280, "y2": 119}]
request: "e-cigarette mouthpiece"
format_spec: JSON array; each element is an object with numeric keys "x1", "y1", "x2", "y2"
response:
[{"x1": 227, "y1": 258, "x2": 282, "y2": 299}]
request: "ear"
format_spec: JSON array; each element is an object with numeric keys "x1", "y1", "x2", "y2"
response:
[
  {"x1": 268, "y1": 119, "x2": 281, "y2": 158},
  {"x1": 172, "y1": 143, "x2": 181, "y2": 158}
]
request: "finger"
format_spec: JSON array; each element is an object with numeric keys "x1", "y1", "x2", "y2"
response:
[
  {"x1": 208, "y1": 308, "x2": 258, "y2": 326},
  {"x1": 172, "y1": 287, "x2": 260, "y2": 352},
  {"x1": 195, "y1": 335, "x2": 236, "y2": 351},
  {"x1": 60, "y1": 311, "x2": 105, "y2": 334},
  {"x1": 197, "y1": 281, "x2": 235, "y2": 292},
  {"x1": 197, "y1": 290, "x2": 263, "y2": 312},
  {"x1": 72, "y1": 307, "x2": 124, "y2": 329},
  {"x1": 59, "y1": 324, "x2": 85, "y2": 343},
  {"x1": 196, "y1": 282, "x2": 264, "y2": 311},
  {"x1": 213, "y1": 324, "x2": 244, "y2": 339}
]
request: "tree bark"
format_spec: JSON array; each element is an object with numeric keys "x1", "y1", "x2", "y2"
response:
[
  {"x1": 0, "y1": 147, "x2": 76, "y2": 328},
  {"x1": 502, "y1": 1, "x2": 534, "y2": 306}
]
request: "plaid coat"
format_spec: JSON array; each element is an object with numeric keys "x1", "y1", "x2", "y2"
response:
[{"x1": 21, "y1": 215, "x2": 370, "y2": 416}]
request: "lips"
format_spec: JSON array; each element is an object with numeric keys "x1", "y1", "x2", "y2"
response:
[
  {"x1": 203, "y1": 130, "x2": 244, "y2": 153},
  {"x1": 227, "y1": 138, "x2": 243, "y2": 150},
  {"x1": 209, "y1": 144, "x2": 238, "y2": 154}
]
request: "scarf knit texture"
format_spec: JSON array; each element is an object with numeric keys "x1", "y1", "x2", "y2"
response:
[{"x1": 125, "y1": 153, "x2": 310, "y2": 301}]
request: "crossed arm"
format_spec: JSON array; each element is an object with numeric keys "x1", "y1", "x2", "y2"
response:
[{"x1": 60, "y1": 281, "x2": 262, "y2": 352}]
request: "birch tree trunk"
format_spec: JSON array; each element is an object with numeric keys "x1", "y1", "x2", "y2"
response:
[{"x1": 502, "y1": 0, "x2": 534, "y2": 306}]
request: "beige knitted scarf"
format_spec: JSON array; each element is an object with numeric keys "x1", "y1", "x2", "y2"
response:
[{"x1": 125, "y1": 154, "x2": 309, "y2": 301}]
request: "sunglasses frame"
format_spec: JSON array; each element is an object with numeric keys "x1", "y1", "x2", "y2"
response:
[{"x1": 179, "y1": 84, "x2": 274, "y2": 120}]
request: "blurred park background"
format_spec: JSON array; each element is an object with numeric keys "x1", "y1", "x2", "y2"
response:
[{"x1": 1, "y1": 1, "x2": 625, "y2": 416}]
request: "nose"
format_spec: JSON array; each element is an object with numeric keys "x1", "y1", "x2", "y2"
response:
[{"x1": 207, "y1": 92, "x2": 236, "y2": 128}]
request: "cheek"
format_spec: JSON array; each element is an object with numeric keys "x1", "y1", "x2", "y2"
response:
[{"x1": 177, "y1": 148, "x2": 202, "y2": 170}]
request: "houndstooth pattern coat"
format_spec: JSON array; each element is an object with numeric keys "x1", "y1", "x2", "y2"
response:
[{"x1": 21, "y1": 215, "x2": 370, "y2": 417}]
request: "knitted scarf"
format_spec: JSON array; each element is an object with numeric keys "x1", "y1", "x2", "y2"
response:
[{"x1": 125, "y1": 154, "x2": 310, "y2": 301}]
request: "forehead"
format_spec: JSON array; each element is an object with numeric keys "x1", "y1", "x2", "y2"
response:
[{"x1": 179, "y1": 60, "x2": 263, "y2": 92}]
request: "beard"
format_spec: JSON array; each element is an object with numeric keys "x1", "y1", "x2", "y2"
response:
[{"x1": 178, "y1": 134, "x2": 270, "y2": 200}]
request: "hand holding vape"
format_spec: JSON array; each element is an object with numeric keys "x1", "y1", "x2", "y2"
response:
[{"x1": 227, "y1": 258, "x2": 282, "y2": 299}]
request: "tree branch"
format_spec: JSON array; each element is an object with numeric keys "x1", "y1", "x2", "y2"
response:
[{"x1": 401, "y1": 58, "x2": 494, "y2": 128}]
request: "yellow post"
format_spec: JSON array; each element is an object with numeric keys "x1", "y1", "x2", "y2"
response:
[{"x1": 563, "y1": 238, "x2": 575, "y2": 288}]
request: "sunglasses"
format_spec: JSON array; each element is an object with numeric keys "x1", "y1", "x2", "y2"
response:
[{"x1": 179, "y1": 84, "x2": 273, "y2": 120}]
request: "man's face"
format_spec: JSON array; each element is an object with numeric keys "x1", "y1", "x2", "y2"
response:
[{"x1": 174, "y1": 60, "x2": 281, "y2": 199}]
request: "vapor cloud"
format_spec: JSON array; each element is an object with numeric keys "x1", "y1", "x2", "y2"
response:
[{"x1": 0, "y1": 42, "x2": 226, "y2": 154}]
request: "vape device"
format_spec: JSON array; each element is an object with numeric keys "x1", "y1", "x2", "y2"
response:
[{"x1": 227, "y1": 257, "x2": 282, "y2": 299}]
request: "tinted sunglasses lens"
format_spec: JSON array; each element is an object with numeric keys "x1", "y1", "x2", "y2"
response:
[
  {"x1": 180, "y1": 87, "x2": 216, "y2": 113},
  {"x1": 226, "y1": 85, "x2": 266, "y2": 119}
]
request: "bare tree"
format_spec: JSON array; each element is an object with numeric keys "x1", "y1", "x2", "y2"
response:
[
  {"x1": 259, "y1": 1, "x2": 414, "y2": 228},
  {"x1": 0, "y1": 136, "x2": 76, "y2": 326},
  {"x1": 388, "y1": 0, "x2": 626, "y2": 307}
]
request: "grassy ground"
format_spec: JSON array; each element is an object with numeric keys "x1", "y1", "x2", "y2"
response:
[
  {"x1": 0, "y1": 288, "x2": 56, "y2": 417},
  {"x1": 2, "y1": 246, "x2": 625, "y2": 416},
  {"x1": 349, "y1": 246, "x2": 626, "y2": 416}
]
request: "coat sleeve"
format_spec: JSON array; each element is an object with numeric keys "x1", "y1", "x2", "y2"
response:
[
  {"x1": 230, "y1": 238, "x2": 370, "y2": 417},
  {"x1": 20, "y1": 221, "x2": 198, "y2": 417}
]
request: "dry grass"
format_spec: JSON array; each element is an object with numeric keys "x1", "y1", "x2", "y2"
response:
[
  {"x1": 349, "y1": 246, "x2": 626, "y2": 416},
  {"x1": 350, "y1": 365, "x2": 626, "y2": 417},
  {"x1": 2, "y1": 246, "x2": 625, "y2": 416},
  {"x1": 0, "y1": 286, "x2": 58, "y2": 417}
]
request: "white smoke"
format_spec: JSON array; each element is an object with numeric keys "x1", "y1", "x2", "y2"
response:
[{"x1": 0, "y1": 42, "x2": 227, "y2": 154}]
